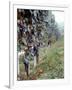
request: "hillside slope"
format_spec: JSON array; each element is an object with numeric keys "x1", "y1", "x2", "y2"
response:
[{"x1": 19, "y1": 36, "x2": 64, "y2": 80}]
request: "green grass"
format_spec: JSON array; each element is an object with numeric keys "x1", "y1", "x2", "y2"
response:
[
  {"x1": 18, "y1": 36, "x2": 64, "y2": 80},
  {"x1": 32, "y1": 36, "x2": 64, "y2": 79}
]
